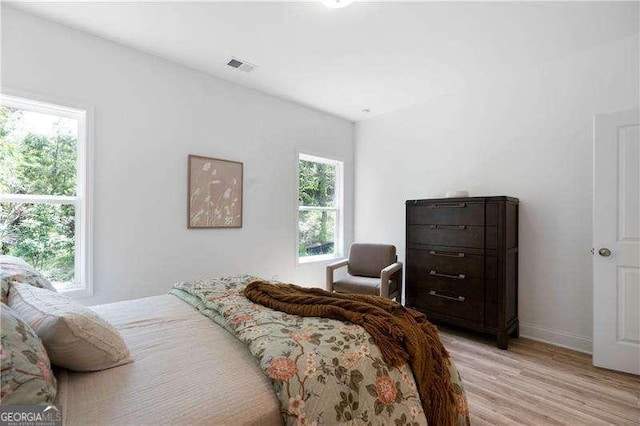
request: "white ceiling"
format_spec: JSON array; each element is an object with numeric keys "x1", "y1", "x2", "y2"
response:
[{"x1": 8, "y1": 1, "x2": 639, "y2": 121}]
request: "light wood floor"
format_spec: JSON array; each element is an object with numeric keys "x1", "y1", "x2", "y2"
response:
[{"x1": 438, "y1": 327, "x2": 640, "y2": 425}]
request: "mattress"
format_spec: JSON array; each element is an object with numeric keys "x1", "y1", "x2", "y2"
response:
[{"x1": 55, "y1": 294, "x2": 282, "y2": 425}]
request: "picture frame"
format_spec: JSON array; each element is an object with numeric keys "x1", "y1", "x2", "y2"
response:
[{"x1": 188, "y1": 154, "x2": 243, "y2": 228}]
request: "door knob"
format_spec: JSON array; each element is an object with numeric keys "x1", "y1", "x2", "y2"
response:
[{"x1": 598, "y1": 248, "x2": 612, "y2": 257}]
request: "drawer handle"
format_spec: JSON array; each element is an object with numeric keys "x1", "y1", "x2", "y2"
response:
[
  {"x1": 429, "y1": 203, "x2": 467, "y2": 209},
  {"x1": 429, "y1": 290, "x2": 465, "y2": 302},
  {"x1": 429, "y1": 250, "x2": 465, "y2": 258},
  {"x1": 430, "y1": 225, "x2": 467, "y2": 230},
  {"x1": 429, "y1": 270, "x2": 466, "y2": 280}
]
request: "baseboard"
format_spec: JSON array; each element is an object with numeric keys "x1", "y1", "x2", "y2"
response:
[{"x1": 519, "y1": 322, "x2": 593, "y2": 354}]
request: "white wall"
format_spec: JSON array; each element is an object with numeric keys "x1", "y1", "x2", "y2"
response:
[
  {"x1": 1, "y1": 7, "x2": 354, "y2": 305},
  {"x1": 355, "y1": 34, "x2": 639, "y2": 353}
]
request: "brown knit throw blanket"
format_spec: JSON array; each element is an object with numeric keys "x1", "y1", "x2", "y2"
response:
[{"x1": 244, "y1": 280, "x2": 458, "y2": 426}]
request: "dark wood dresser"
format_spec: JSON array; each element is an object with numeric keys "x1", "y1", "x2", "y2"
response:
[{"x1": 405, "y1": 196, "x2": 519, "y2": 349}]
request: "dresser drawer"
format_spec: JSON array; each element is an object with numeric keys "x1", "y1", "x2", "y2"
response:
[
  {"x1": 407, "y1": 272, "x2": 484, "y2": 296},
  {"x1": 410, "y1": 280, "x2": 484, "y2": 323},
  {"x1": 407, "y1": 201, "x2": 484, "y2": 226},
  {"x1": 407, "y1": 248, "x2": 484, "y2": 279},
  {"x1": 407, "y1": 224, "x2": 484, "y2": 248}
]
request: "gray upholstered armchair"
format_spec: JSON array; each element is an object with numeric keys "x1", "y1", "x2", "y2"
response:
[{"x1": 326, "y1": 243, "x2": 403, "y2": 300}]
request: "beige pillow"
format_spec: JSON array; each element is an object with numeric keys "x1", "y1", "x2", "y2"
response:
[{"x1": 8, "y1": 283, "x2": 132, "y2": 372}]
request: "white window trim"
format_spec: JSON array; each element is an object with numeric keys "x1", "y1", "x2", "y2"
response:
[
  {"x1": 296, "y1": 152, "x2": 344, "y2": 265},
  {"x1": 0, "y1": 93, "x2": 93, "y2": 297}
]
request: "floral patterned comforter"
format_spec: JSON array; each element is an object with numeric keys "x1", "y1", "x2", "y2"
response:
[{"x1": 169, "y1": 275, "x2": 469, "y2": 426}]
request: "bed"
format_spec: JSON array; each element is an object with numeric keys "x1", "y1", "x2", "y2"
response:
[
  {"x1": 2, "y1": 258, "x2": 469, "y2": 426},
  {"x1": 55, "y1": 294, "x2": 282, "y2": 425}
]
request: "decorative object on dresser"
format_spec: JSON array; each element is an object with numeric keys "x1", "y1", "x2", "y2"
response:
[{"x1": 405, "y1": 196, "x2": 519, "y2": 349}]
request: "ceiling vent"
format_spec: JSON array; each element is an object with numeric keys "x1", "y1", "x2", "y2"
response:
[{"x1": 227, "y1": 57, "x2": 256, "y2": 73}]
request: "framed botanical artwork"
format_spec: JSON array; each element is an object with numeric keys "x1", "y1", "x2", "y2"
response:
[{"x1": 188, "y1": 155, "x2": 243, "y2": 228}]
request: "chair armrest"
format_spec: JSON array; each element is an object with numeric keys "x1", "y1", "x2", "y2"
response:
[
  {"x1": 327, "y1": 259, "x2": 349, "y2": 270},
  {"x1": 381, "y1": 262, "x2": 403, "y2": 276},
  {"x1": 380, "y1": 262, "x2": 403, "y2": 298},
  {"x1": 326, "y1": 259, "x2": 348, "y2": 292}
]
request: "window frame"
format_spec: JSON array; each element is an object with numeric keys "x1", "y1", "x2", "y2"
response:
[
  {"x1": 0, "y1": 93, "x2": 93, "y2": 297},
  {"x1": 296, "y1": 152, "x2": 344, "y2": 265}
]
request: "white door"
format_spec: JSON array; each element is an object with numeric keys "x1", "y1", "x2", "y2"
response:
[{"x1": 593, "y1": 109, "x2": 640, "y2": 374}]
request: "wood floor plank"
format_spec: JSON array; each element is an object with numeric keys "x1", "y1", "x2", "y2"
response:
[{"x1": 439, "y1": 327, "x2": 640, "y2": 425}]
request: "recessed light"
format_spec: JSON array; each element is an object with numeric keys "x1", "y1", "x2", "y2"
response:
[
  {"x1": 362, "y1": 108, "x2": 371, "y2": 113},
  {"x1": 323, "y1": 0, "x2": 354, "y2": 9}
]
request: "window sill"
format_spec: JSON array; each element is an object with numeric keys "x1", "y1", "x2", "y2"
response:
[
  {"x1": 297, "y1": 254, "x2": 342, "y2": 266},
  {"x1": 58, "y1": 286, "x2": 93, "y2": 298}
]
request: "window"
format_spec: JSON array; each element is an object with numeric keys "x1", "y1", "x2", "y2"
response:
[
  {"x1": 0, "y1": 95, "x2": 91, "y2": 295},
  {"x1": 297, "y1": 153, "x2": 343, "y2": 262}
]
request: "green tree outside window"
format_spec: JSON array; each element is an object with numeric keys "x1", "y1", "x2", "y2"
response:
[
  {"x1": 298, "y1": 156, "x2": 340, "y2": 258},
  {"x1": 0, "y1": 106, "x2": 77, "y2": 285}
]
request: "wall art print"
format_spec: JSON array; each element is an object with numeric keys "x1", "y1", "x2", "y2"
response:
[{"x1": 188, "y1": 155, "x2": 243, "y2": 228}]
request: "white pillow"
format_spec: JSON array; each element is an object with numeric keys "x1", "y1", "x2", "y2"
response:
[{"x1": 8, "y1": 282, "x2": 132, "y2": 372}]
